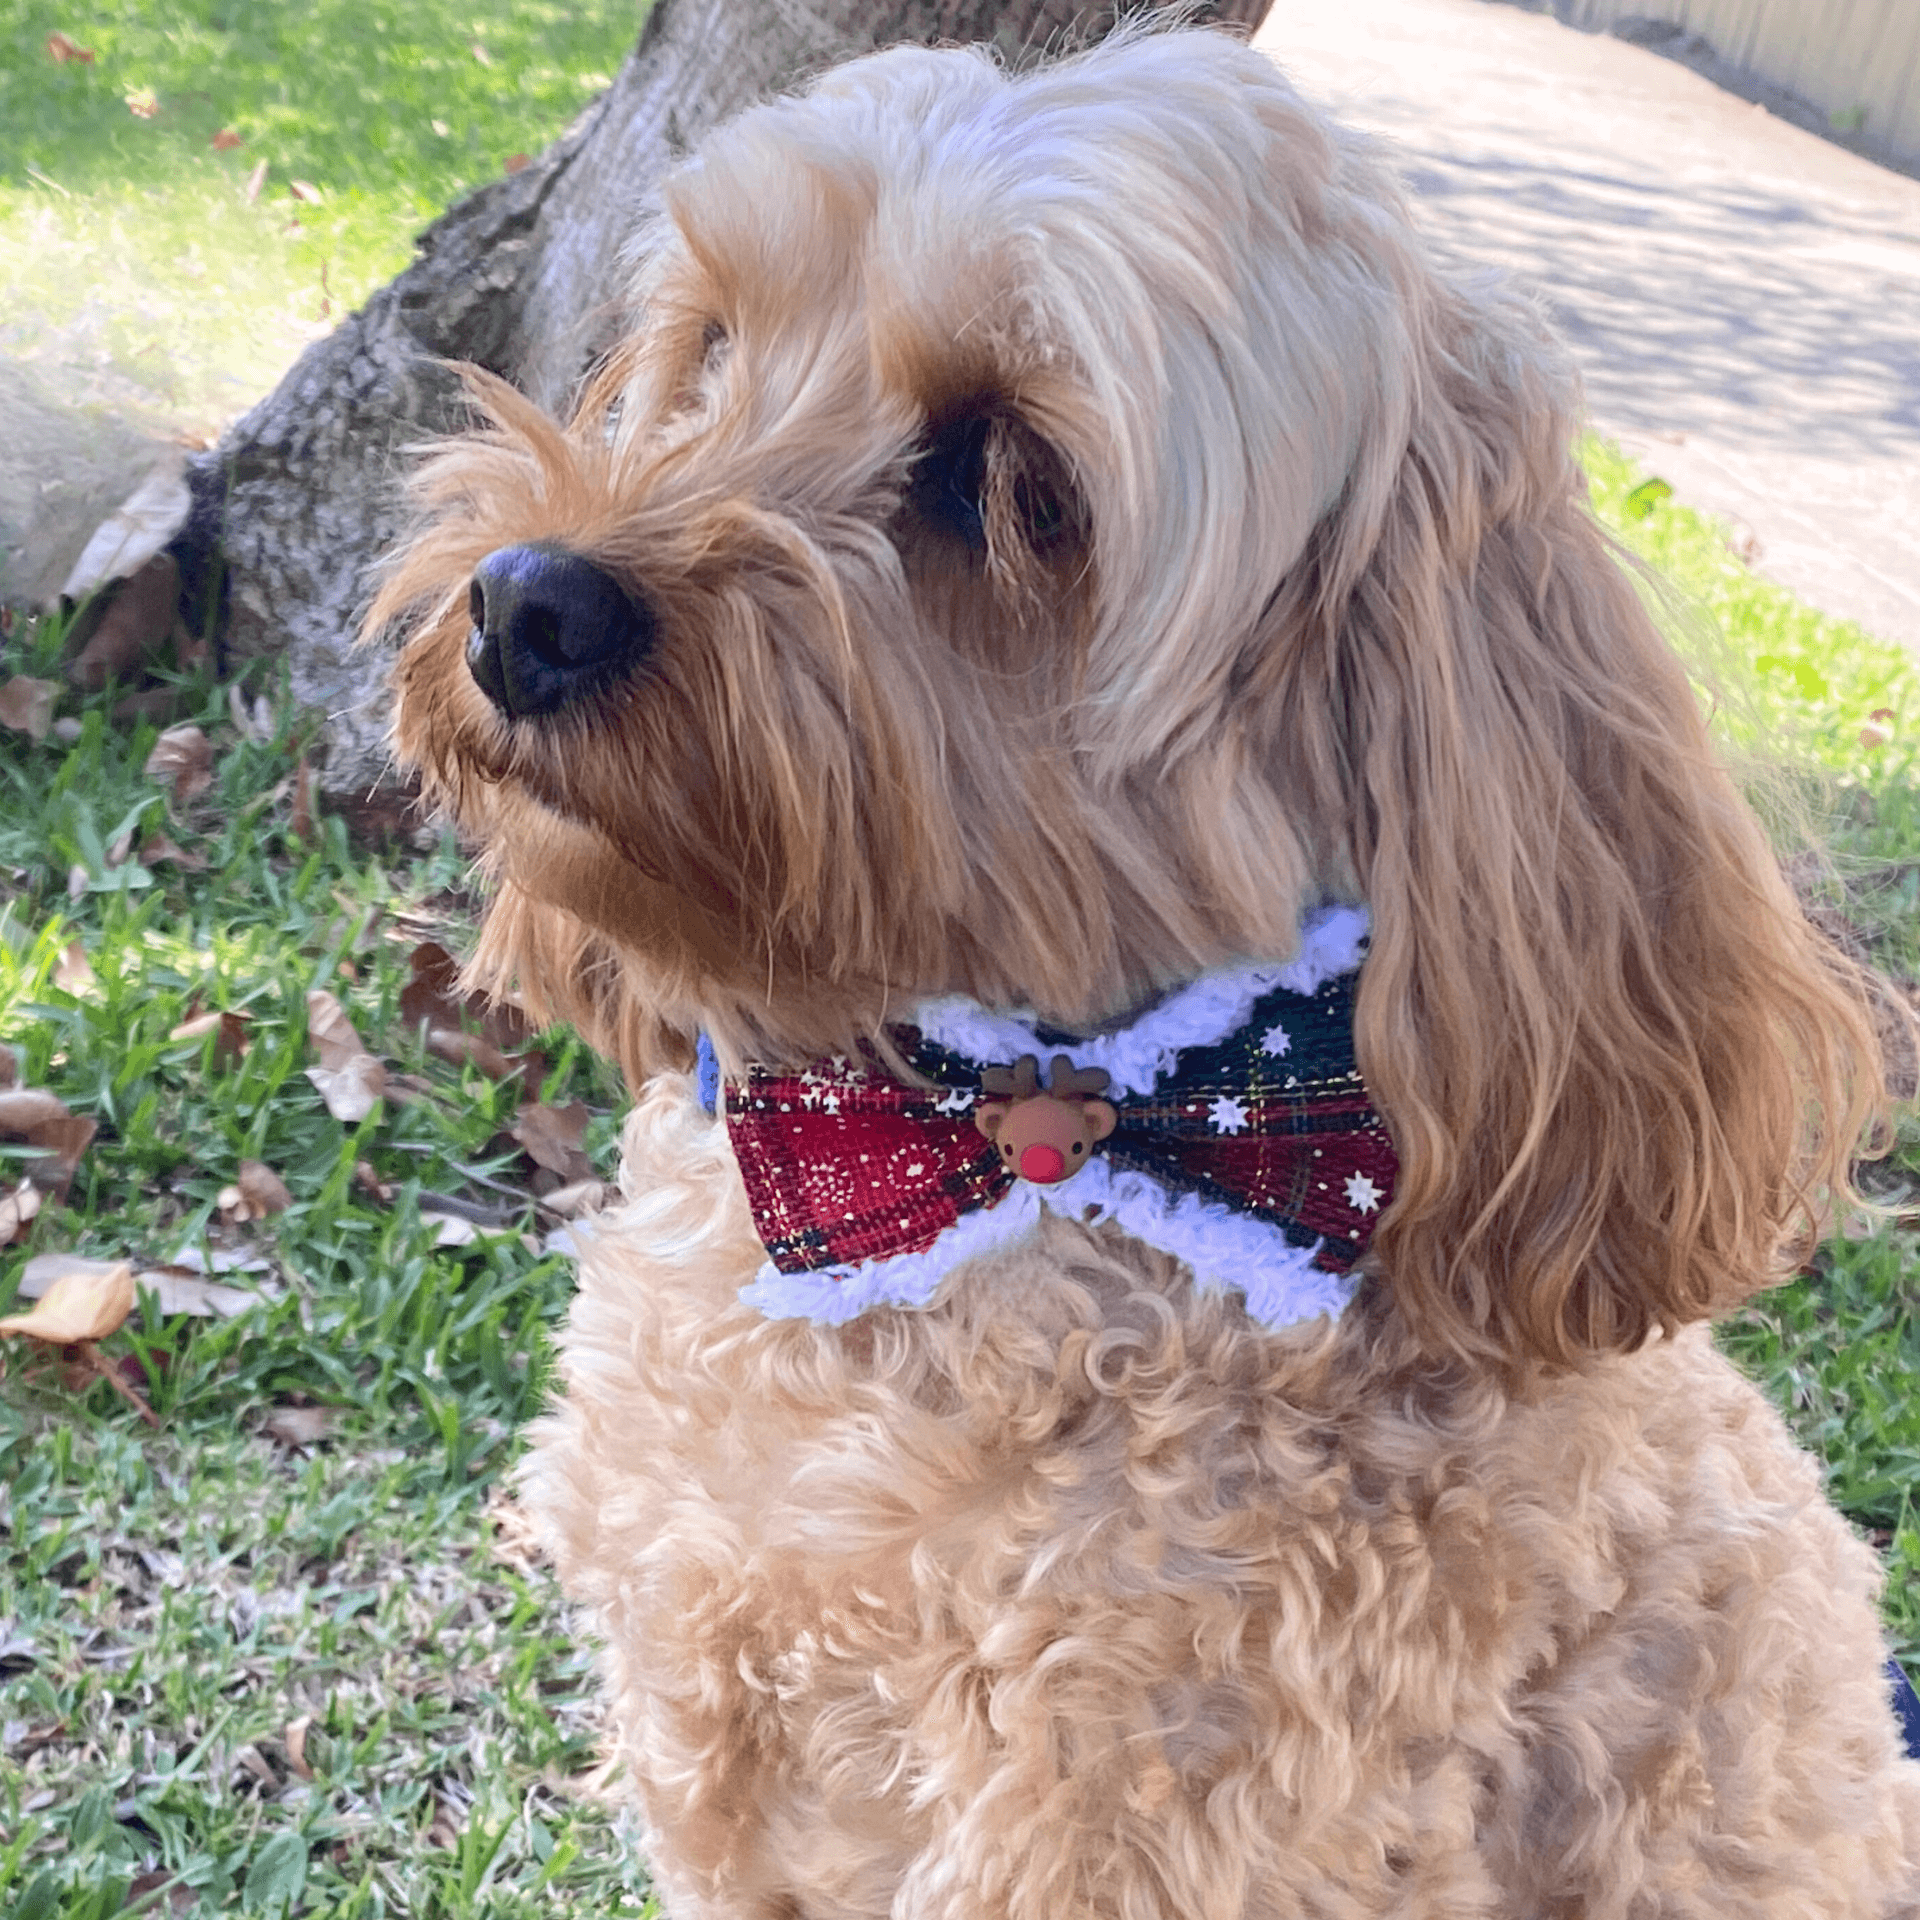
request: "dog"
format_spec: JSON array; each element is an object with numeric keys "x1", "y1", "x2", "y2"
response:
[{"x1": 376, "y1": 25, "x2": 1920, "y2": 1915}]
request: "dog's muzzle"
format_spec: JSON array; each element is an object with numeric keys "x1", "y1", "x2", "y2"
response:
[{"x1": 466, "y1": 543, "x2": 657, "y2": 719}]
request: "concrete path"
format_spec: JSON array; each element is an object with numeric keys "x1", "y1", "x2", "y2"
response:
[{"x1": 1253, "y1": 0, "x2": 1920, "y2": 651}]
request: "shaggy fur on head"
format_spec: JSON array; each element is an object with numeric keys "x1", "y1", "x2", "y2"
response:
[{"x1": 376, "y1": 24, "x2": 1920, "y2": 1915}]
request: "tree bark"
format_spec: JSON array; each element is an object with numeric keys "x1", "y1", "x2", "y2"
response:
[{"x1": 181, "y1": 0, "x2": 1271, "y2": 803}]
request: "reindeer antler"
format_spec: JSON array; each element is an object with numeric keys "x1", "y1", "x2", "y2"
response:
[
  {"x1": 980, "y1": 1054, "x2": 1045, "y2": 1100},
  {"x1": 1044, "y1": 1056, "x2": 1111, "y2": 1099}
]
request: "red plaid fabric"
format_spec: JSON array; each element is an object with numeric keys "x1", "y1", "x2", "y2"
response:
[{"x1": 725, "y1": 964, "x2": 1397, "y2": 1284}]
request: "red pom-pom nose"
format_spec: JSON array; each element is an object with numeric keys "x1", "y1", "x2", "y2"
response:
[{"x1": 1018, "y1": 1143, "x2": 1067, "y2": 1184}]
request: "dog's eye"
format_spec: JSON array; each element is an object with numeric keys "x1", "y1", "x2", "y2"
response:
[{"x1": 909, "y1": 414, "x2": 992, "y2": 551}]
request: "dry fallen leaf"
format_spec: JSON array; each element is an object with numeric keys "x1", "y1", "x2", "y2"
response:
[
  {"x1": 144, "y1": 831, "x2": 208, "y2": 871},
  {"x1": 244, "y1": 157, "x2": 268, "y2": 202},
  {"x1": 212, "y1": 127, "x2": 243, "y2": 150},
  {"x1": 170, "y1": 1006, "x2": 249, "y2": 1065},
  {"x1": 125, "y1": 86, "x2": 159, "y2": 119},
  {"x1": 261, "y1": 1404, "x2": 335, "y2": 1448},
  {"x1": 425, "y1": 1027, "x2": 517, "y2": 1079},
  {"x1": 144, "y1": 724, "x2": 213, "y2": 805},
  {"x1": 353, "y1": 1160, "x2": 393, "y2": 1205},
  {"x1": 68, "y1": 553, "x2": 181, "y2": 691},
  {"x1": 0, "y1": 1261, "x2": 134, "y2": 1341},
  {"x1": 537, "y1": 1178, "x2": 612, "y2": 1220},
  {"x1": 284, "y1": 1714, "x2": 315, "y2": 1779},
  {"x1": 287, "y1": 178, "x2": 323, "y2": 204},
  {"x1": 0, "y1": 1089, "x2": 96, "y2": 1201},
  {"x1": 307, "y1": 989, "x2": 369, "y2": 1070},
  {"x1": 0, "y1": 676, "x2": 58, "y2": 741},
  {"x1": 66, "y1": 863, "x2": 89, "y2": 901},
  {"x1": 503, "y1": 152, "x2": 531, "y2": 174},
  {"x1": 511, "y1": 1100, "x2": 594, "y2": 1183},
  {"x1": 0, "y1": 1089, "x2": 70, "y2": 1133},
  {"x1": 0, "y1": 1182, "x2": 43, "y2": 1246},
  {"x1": 217, "y1": 1160, "x2": 291, "y2": 1224},
  {"x1": 54, "y1": 941, "x2": 96, "y2": 995},
  {"x1": 46, "y1": 30, "x2": 95, "y2": 63},
  {"x1": 305, "y1": 990, "x2": 387, "y2": 1122}
]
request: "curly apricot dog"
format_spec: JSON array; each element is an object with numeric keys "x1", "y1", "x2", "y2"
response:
[{"x1": 377, "y1": 25, "x2": 1920, "y2": 1916}]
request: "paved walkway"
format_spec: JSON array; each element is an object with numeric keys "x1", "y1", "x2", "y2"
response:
[{"x1": 1253, "y1": 0, "x2": 1920, "y2": 650}]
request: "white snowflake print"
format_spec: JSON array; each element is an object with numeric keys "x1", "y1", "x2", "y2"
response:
[
  {"x1": 1344, "y1": 1171, "x2": 1382, "y2": 1215},
  {"x1": 933, "y1": 1087, "x2": 976, "y2": 1115},
  {"x1": 1208, "y1": 1094, "x2": 1249, "y2": 1135},
  {"x1": 1261, "y1": 1022, "x2": 1292, "y2": 1058}
]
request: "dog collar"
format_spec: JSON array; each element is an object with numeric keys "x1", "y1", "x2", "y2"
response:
[{"x1": 717, "y1": 905, "x2": 1395, "y2": 1329}]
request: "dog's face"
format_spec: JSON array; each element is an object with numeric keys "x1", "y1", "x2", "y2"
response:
[
  {"x1": 386, "y1": 32, "x2": 1412, "y2": 1058},
  {"x1": 379, "y1": 27, "x2": 1880, "y2": 1369}
]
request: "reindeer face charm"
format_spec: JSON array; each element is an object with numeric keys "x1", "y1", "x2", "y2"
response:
[{"x1": 973, "y1": 1054, "x2": 1118, "y2": 1185}]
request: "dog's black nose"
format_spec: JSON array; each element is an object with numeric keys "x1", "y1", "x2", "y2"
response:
[{"x1": 466, "y1": 543, "x2": 656, "y2": 719}]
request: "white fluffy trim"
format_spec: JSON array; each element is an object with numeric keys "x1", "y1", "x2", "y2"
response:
[
  {"x1": 739, "y1": 1156, "x2": 1357, "y2": 1331},
  {"x1": 912, "y1": 903, "x2": 1370, "y2": 1097}
]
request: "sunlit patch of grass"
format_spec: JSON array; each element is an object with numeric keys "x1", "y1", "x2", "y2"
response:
[
  {"x1": 0, "y1": 619, "x2": 644, "y2": 1915},
  {"x1": 0, "y1": 0, "x2": 642, "y2": 430},
  {"x1": 1584, "y1": 437, "x2": 1920, "y2": 1657}
]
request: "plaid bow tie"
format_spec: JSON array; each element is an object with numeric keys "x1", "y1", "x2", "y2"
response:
[{"x1": 716, "y1": 907, "x2": 1395, "y2": 1328}]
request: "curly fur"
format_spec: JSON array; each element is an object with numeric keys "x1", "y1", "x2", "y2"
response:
[{"x1": 375, "y1": 22, "x2": 1920, "y2": 1913}]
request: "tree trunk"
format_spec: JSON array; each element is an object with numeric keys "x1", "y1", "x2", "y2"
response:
[{"x1": 181, "y1": 0, "x2": 1271, "y2": 803}]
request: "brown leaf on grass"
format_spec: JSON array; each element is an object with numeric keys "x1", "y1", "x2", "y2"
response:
[
  {"x1": 287, "y1": 179, "x2": 323, "y2": 204},
  {"x1": 0, "y1": 1089, "x2": 95, "y2": 1200},
  {"x1": 144, "y1": 831, "x2": 207, "y2": 870},
  {"x1": 54, "y1": 941, "x2": 95, "y2": 994},
  {"x1": 503, "y1": 152, "x2": 531, "y2": 174},
  {"x1": 399, "y1": 941, "x2": 535, "y2": 1070},
  {"x1": 46, "y1": 31, "x2": 95, "y2": 62},
  {"x1": 307, "y1": 989, "x2": 369, "y2": 1071},
  {"x1": 284, "y1": 1714, "x2": 315, "y2": 1779},
  {"x1": 244, "y1": 157, "x2": 268, "y2": 202},
  {"x1": 353, "y1": 1160, "x2": 393, "y2": 1204},
  {"x1": 125, "y1": 87, "x2": 159, "y2": 118},
  {"x1": 0, "y1": 1182, "x2": 42, "y2": 1246},
  {"x1": 305, "y1": 990, "x2": 387, "y2": 1122},
  {"x1": 511, "y1": 1101, "x2": 594, "y2": 1183},
  {"x1": 217, "y1": 1160, "x2": 290, "y2": 1223},
  {"x1": 144, "y1": 723, "x2": 213, "y2": 805},
  {"x1": 211, "y1": 127, "x2": 243, "y2": 150},
  {"x1": 536, "y1": 1178, "x2": 612, "y2": 1220},
  {"x1": 425, "y1": 1026, "x2": 516, "y2": 1079},
  {"x1": 0, "y1": 1261, "x2": 133, "y2": 1341},
  {"x1": 68, "y1": 553, "x2": 181, "y2": 691},
  {"x1": 261, "y1": 1404, "x2": 335, "y2": 1448},
  {"x1": 170, "y1": 1006, "x2": 249, "y2": 1065},
  {"x1": 0, "y1": 676, "x2": 58, "y2": 741}
]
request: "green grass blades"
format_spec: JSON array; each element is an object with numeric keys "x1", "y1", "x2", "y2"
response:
[
  {"x1": 0, "y1": 632, "x2": 640, "y2": 1915},
  {"x1": 0, "y1": 0, "x2": 644, "y2": 429}
]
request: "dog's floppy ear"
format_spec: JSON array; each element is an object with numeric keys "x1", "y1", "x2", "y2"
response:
[{"x1": 1271, "y1": 276, "x2": 1886, "y2": 1372}]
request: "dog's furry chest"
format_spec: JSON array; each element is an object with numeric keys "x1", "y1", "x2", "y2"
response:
[{"x1": 524, "y1": 1079, "x2": 1915, "y2": 1915}]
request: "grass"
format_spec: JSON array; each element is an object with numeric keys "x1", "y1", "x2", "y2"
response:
[
  {"x1": 0, "y1": 636, "x2": 646, "y2": 1916},
  {"x1": 0, "y1": 0, "x2": 642, "y2": 431}
]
